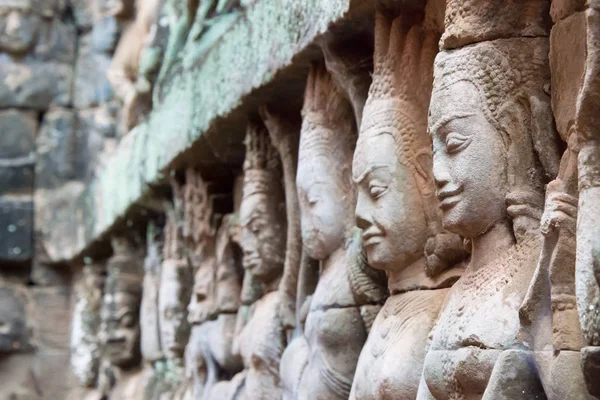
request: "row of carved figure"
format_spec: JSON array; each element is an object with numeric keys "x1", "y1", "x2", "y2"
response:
[{"x1": 70, "y1": 6, "x2": 600, "y2": 400}]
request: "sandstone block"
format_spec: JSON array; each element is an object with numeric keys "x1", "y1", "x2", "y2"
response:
[
  {"x1": 0, "y1": 198, "x2": 33, "y2": 262},
  {"x1": 0, "y1": 109, "x2": 37, "y2": 159},
  {"x1": 440, "y1": 0, "x2": 551, "y2": 50},
  {"x1": 0, "y1": 57, "x2": 72, "y2": 109},
  {"x1": 73, "y1": 33, "x2": 115, "y2": 109},
  {"x1": 36, "y1": 108, "x2": 76, "y2": 189}
]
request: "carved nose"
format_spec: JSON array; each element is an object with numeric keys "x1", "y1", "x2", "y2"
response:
[
  {"x1": 433, "y1": 158, "x2": 451, "y2": 191},
  {"x1": 355, "y1": 194, "x2": 371, "y2": 230}
]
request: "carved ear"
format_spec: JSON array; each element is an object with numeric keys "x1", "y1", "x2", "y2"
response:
[{"x1": 414, "y1": 149, "x2": 433, "y2": 188}]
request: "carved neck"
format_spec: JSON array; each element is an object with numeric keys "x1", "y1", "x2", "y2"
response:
[
  {"x1": 322, "y1": 245, "x2": 347, "y2": 274},
  {"x1": 387, "y1": 257, "x2": 426, "y2": 294},
  {"x1": 262, "y1": 274, "x2": 282, "y2": 294},
  {"x1": 470, "y1": 220, "x2": 514, "y2": 271}
]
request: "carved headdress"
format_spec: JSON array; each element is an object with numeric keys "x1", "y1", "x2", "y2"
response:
[
  {"x1": 300, "y1": 62, "x2": 356, "y2": 162},
  {"x1": 182, "y1": 167, "x2": 213, "y2": 246},
  {"x1": 360, "y1": 12, "x2": 439, "y2": 228},
  {"x1": 243, "y1": 122, "x2": 282, "y2": 196},
  {"x1": 300, "y1": 62, "x2": 356, "y2": 210},
  {"x1": 106, "y1": 236, "x2": 144, "y2": 298}
]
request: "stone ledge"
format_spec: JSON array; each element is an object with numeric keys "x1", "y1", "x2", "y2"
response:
[{"x1": 42, "y1": 0, "x2": 373, "y2": 263}]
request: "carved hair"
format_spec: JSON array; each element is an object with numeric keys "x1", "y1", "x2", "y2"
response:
[
  {"x1": 243, "y1": 122, "x2": 282, "y2": 195},
  {"x1": 107, "y1": 235, "x2": 144, "y2": 296},
  {"x1": 300, "y1": 62, "x2": 357, "y2": 226},
  {"x1": 182, "y1": 167, "x2": 213, "y2": 245},
  {"x1": 161, "y1": 258, "x2": 193, "y2": 306},
  {"x1": 432, "y1": 39, "x2": 561, "y2": 239}
]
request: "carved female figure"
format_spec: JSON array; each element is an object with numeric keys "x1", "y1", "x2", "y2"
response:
[
  {"x1": 349, "y1": 13, "x2": 465, "y2": 400},
  {"x1": 420, "y1": 36, "x2": 565, "y2": 398},
  {"x1": 228, "y1": 122, "x2": 287, "y2": 400},
  {"x1": 98, "y1": 236, "x2": 146, "y2": 399},
  {"x1": 71, "y1": 263, "x2": 106, "y2": 387},
  {"x1": 279, "y1": 62, "x2": 386, "y2": 400}
]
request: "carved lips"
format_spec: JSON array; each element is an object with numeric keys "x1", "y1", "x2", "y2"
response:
[
  {"x1": 362, "y1": 229, "x2": 384, "y2": 247},
  {"x1": 437, "y1": 186, "x2": 463, "y2": 211}
]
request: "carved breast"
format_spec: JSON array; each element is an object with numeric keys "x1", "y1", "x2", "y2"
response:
[
  {"x1": 350, "y1": 289, "x2": 448, "y2": 400},
  {"x1": 423, "y1": 239, "x2": 544, "y2": 399}
]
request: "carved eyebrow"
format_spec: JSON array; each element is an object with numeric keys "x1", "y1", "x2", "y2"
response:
[
  {"x1": 353, "y1": 164, "x2": 389, "y2": 184},
  {"x1": 429, "y1": 112, "x2": 476, "y2": 135}
]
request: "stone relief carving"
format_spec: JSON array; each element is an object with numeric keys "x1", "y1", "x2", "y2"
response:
[
  {"x1": 98, "y1": 235, "x2": 145, "y2": 398},
  {"x1": 0, "y1": 0, "x2": 42, "y2": 55},
  {"x1": 107, "y1": 0, "x2": 164, "y2": 134},
  {"x1": 140, "y1": 223, "x2": 164, "y2": 366},
  {"x1": 420, "y1": 26, "x2": 585, "y2": 400},
  {"x1": 226, "y1": 122, "x2": 287, "y2": 399},
  {"x1": 349, "y1": 11, "x2": 465, "y2": 400},
  {"x1": 157, "y1": 203, "x2": 192, "y2": 398},
  {"x1": 61, "y1": 1, "x2": 600, "y2": 399},
  {"x1": 278, "y1": 61, "x2": 384, "y2": 400},
  {"x1": 71, "y1": 262, "x2": 106, "y2": 387}
]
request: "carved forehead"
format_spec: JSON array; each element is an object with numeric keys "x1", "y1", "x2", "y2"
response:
[
  {"x1": 353, "y1": 132, "x2": 396, "y2": 180},
  {"x1": 429, "y1": 80, "x2": 482, "y2": 132},
  {"x1": 239, "y1": 191, "x2": 269, "y2": 224}
]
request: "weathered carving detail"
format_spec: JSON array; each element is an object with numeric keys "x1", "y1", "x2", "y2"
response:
[
  {"x1": 422, "y1": 20, "x2": 582, "y2": 397},
  {"x1": 229, "y1": 122, "x2": 287, "y2": 399},
  {"x1": 71, "y1": 262, "x2": 106, "y2": 387},
  {"x1": 107, "y1": 0, "x2": 164, "y2": 134},
  {"x1": 349, "y1": 11, "x2": 465, "y2": 399},
  {"x1": 279, "y1": 61, "x2": 377, "y2": 400},
  {"x1": 98, "y1": 236, "x2": 144, "y2": 396}
]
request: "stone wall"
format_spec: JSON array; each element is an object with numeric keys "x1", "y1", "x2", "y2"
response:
[{"x1": 1, "y1": 0, "x2": 600, "y2": 399}]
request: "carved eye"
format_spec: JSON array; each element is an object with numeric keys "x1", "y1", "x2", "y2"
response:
[
  {"x1": 369, "y1": 185, "x2": 387, "y2": 199},
  {"x1": 445, "y1": 133, "x2": 471, "y2": 154}
]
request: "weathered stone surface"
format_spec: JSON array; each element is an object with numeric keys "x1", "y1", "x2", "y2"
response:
[
  {"x1": 74, "y1": 104, "x2": 120, "y2": 181},
  {"x1": 0, "y1": 198, "x2": 33, "y2": 262},
  {"x1": 35, "y1": 182, "x2": 86, "y2": 263},
  {"x1": 70, "y1": 0, "x2": 96, "y2": 31},
  {"x1": 0, "y1": 353, "x2": 39, "y2": 399},
  {"x1": 0, "y1": 109, "x2": 37, "y2": 159},
  {"x1": 33, "y1": 17, "x2": 77, "y2": 64},
  {"x1": 46, "y1": 0, "x2": 362, "y2": 262},
  {"x1": 0, "y1": 107, "x2": 35, "y2": 194},
  {"x1": 0, "y1": 160, "x2": 34, "y2": 195},
  {"x1": 73, "y1": 33, "x2": 115, "y2": 109},
  {"x1": 440, "y1": 0, "x2": 551, "y2": 50},
  {"x1": 36, "y1": 108, "x2": 76, "y2": 190},
  {"x1": 0, "y1": 283, "x2": 32, "y2": 352},
  {"x1": 551, "y1": 0, "x2": 587, "y2": 22},
  {"x1": 0, "y1": 56, "x2": 72, "y2": 109},
  {"x1": 550, "y1": 11, "x2": 587, "y2": 140}
]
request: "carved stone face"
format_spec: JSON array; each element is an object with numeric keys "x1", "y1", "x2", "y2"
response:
[
  {"x1": 0, "y1": 6, "x2": 40, "y2": 54},
  {"x1": 0, "y1": 286, "x2": 28, "y2": 352},
  {"x1": 100, "y1": 291, "x2": 141, "y2": 368},
  {"x1": 159, "y1": 261, "x2": 190, "y2": 359},
  {"x1": 188, "y1": 256, "x2": 215, "y2": 325},
  {"x1": 240, "y1": 190, "x2": 285, "y2": 282},
  {"x1": 297, "y1": 149, "x2": 349, "y2": 260},
  {"x1": 353, "y1": 117, "x2": 428, "y2": 271},
  {"x1": 215, "y1": 244, "x2": 242, "y2": 313},
  {"x1": 429, "y1": 81, "x2": 507, "y2": 239}
]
